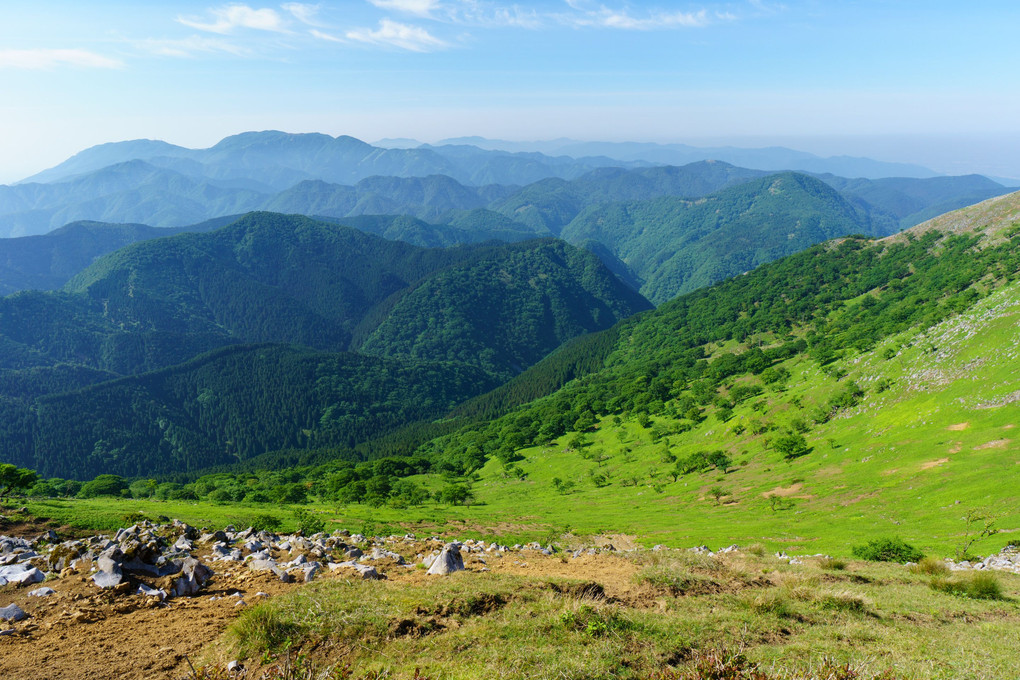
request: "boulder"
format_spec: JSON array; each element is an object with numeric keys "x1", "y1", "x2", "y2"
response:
[
  {"x1": 169, "y1": 558, "x2": 213, "y2": 597},
  {"x1": 0, "y1": 563, "x2": 45, "y2": 586},
  {"x1": 270, "y1": 566, "x2": 294, "y2": 583},
  {"x1": 27, "y1": 587, "x2": 55, "y2": 597},
  {"x1": 0, "y1": 604, "x2": 28, "y2": 622},
  {"x1": 426, "y1": 544, "x2": 465, "y2": 576}
]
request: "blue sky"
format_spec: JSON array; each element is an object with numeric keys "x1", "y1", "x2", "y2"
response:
[{"x1": 2, "y1": 1, "x2": 1020, "y2": 182}]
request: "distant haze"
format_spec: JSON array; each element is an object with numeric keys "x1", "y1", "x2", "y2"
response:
[{"x1": 1, "y1": 2, "x2": 1019, "y2": 183}]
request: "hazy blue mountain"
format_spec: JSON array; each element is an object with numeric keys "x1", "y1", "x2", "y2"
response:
[
  {"x1": 421, "y1": 143, "x2": 642, "y2": 185},
  {"x1": 437, "y1": 137, "x2": 940, "y2": 179},
  {"x1": 19, "y1": 139, "x2": 192, "y2": 184},
  {"x1": 0, "y1": 161, "x2": 268, "y2": 237},
  {"x1": 815, "y1": 173, "x2": 1014, "y2": 228},
  {"x1": 19, "y1": 131, "x2": 637, "y2": 192}
]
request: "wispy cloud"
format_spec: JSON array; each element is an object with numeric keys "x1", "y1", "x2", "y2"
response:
[
  {"x1": 367, "y1": 0, "x2": 442, "y2": 18},
  {"x1": 557, "y1": 1, "x2": 720, "y2": 30},
  {"x1": 448, "y1": 2, "x2": 544, "y2": 29},
  {"x1": 177, "y1": 4, "x2": 289, "y2": 34},
  {"x1": 309, "y1": 28, "x2": 345, "y2": 42},
  {"x1": 346, "y1": 18, "x2": 449, "y2": 51},
  {"x1": 282, "y1": 2, "x2": 323, "y2": 25},
  {"x1": 134, "y1": 36, "x2": 248, "y2": 58},
  {"x1": 567, "y1": 5, "x2": 712, "y2": 30},
  {"x1": 0, "y1": 49, "x2": 124, "y2": 70}
]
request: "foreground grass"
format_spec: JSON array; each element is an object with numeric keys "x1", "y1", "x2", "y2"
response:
[{"x1": 208, "y1": 550, "x2": 1020, "y2": 680}]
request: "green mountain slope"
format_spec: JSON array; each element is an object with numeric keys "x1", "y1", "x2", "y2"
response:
[
  {"x1": 0, "y1": 217, "x2": 239, "y2": 295},
  {"x1": 561, "y1": 172, "x2": 886, "y2": 303},
  {"x1": 0, "y1": 213, "x2": 650, "y2": 479},
  {"x1": 0, "y1": 344, "x2": 497, "y2": 479},
  {"x1": 398, "y1": 191, "x2": 1020, "y2": 552},
  {"x1": 356, "y1": 239, "x2": 651, "y2": 379}
]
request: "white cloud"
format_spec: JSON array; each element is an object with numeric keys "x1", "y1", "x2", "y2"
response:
[
  {"x1": 0, "y1": 49, "x2": 123, "y2": 70},
  {"x1": 283, "y1": 2, "x2": 322, "y2": 25},
  {"x1": 449, "y1": 1, "x2": 544, "y2": 29},
  {"x1": 574, "y1": 7, "x2": 711, "y2": 29},
  {"x1": 135, "y1": 36, "x2": 248, "y2": 58},
  {"x1": 177, "y1": 4, "x2": 289, "y2": 34},
  {"x1": 346, "y1": 18, "x2": 449, "y2": 51},
  {"x1": 367, "y1": 0, "x2": 442, "y2": 18},
  {"x1": 309, "y1": 28, "x2": 345, "y2": 42}
]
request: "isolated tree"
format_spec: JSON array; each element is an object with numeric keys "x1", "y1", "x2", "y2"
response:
[
  {"x1": 439, "y1": 483, "x2": 474, "y2": 506},
  {"x1": 774, "y1": 434, "x2": 811, "y2": 460},
  {"x1": 0, "y1": 464, "x2": 38, "y2": 500}
]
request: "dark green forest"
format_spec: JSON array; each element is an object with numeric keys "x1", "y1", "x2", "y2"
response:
[{"x1": 0, "y1": 213, "x2": 648, "y2": 479}]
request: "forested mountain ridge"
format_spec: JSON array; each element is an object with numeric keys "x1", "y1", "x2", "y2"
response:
[
  {"x1": 0, "y1": 212, "x2": 651, "y2": 479},
  {"x1": 560, "y1": 172, "x2": 885, "y2": 303},
  {"x1": 0, "y1": 344, "x2": 498, "y2": 479},
  {"x1": 4, "y1": 164, "x2": 1012, "y2": 303},
  {"x1": 0, "y1": 212, "x2": 649, "y2": 378},
  {"x1": 356, "y1": 239, "x2": 649, "y2": 379}
]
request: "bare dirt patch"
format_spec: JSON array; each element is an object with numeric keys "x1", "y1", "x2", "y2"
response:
[
  {"x1": 762, "y1": 483, "x2": 802, "y2": 498},
  {"x1": 947, "y1": 422, "x2": 970, "y2": 431},
  {"x1": 0, "y1": 561, "x2": 298, "y2": 680},
  {"x1": 920, "y1": 458, "x2": 950, "y2": 471},
  {"x1": 975, "y1": 439, "x2": 1012, "y2": 450}
]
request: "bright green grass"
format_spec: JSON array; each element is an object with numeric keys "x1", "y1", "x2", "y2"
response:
[{"x1": 23, "y1": 281, "x2": 1020, "y2": 558}]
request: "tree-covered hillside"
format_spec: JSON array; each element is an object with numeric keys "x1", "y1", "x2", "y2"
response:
[
  {"x1": 357, "y1": 239, "x2": 650, "y2": 379},
  {"x1": 561, "y1": 172, "x2": 887, "y2": 303},
  {"x1": 0, "y1": 344, "x2": 497, "y2": 479},
  {"x1": 0, "y1": 212, "x2": 650, "y2": 479}
]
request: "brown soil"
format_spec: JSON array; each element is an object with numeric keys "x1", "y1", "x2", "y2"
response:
[
  {"x1": 762, "y1": 483, "x2": 802, "y2": 498},
  {"x1": 920, "y1": 458, "x2": 950, "y2": 470},
  {"x1": 947, "y1": 422, "x2": 970, "y2": 431},
  {"x1": 0, "y1": 542, "x2": 652, "y2": 680}
]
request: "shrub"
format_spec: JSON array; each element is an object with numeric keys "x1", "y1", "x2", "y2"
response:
[
  {"x1": 851, "y1": 537, "x2": 923, "y2": 563},
  {"x1": 77, "y1": 474, "x2": 127, "y2": 498},
  {"x1": 966, "y1": 572, "x2": 1004, "y2": 600},
  {"x1": 293, "y1": 508, "x2": 326, "y2": 536},
  {"x1": 930, "y1": 572, "x2": 1003, "y2": 600},
  {"x1": 244, "y1": 514, "x2": 283, "y2": 534},
  {"x1": 819, "y1": 556, "x2": 846, "y2": 570},
  {"x1": 909, "y1": 556, "x2": 949, "y2": 576}
]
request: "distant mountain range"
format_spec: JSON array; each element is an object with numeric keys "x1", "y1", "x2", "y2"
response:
[
  {"x1": 427, "y1": 136, "x2": 944, "y2": 179},
  {"x1": 1, "y1": 161, "x2": 1013, "y2": 304},
  {"x1": 4, "y1": 131, "x2": 1013, "y2": 240}
]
